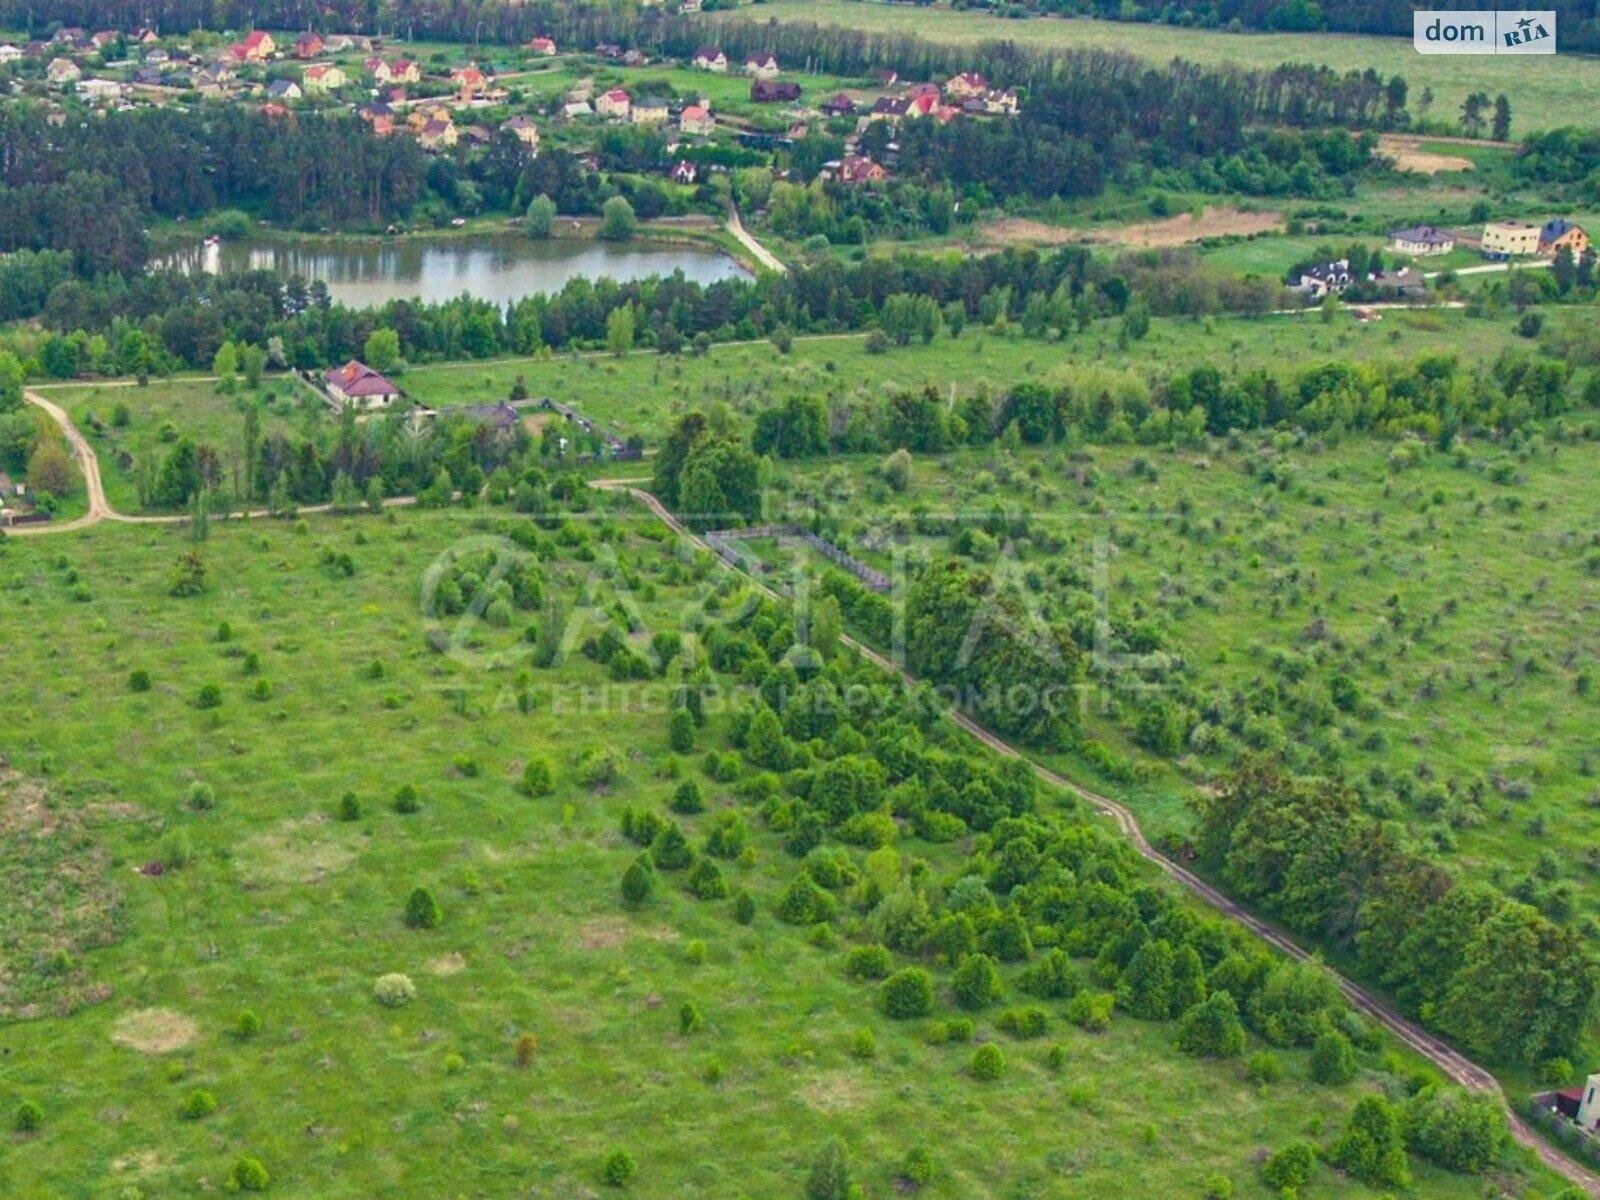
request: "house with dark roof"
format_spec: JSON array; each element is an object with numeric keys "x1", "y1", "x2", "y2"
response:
[
  {"x1": 750, "y1": 79, "x2": 800, "y2": 103},
  {"x1": 821, "y1": 154, "x2": 888, "y2": 185},
  {"x1": 324, "y1": 361, "x2": 403, "y2": 410},
  {"x1": 820, "y1": 92, "x2": 856, "y2": 117},
  {"x1": 1290, "y1": 259, "x2": 1353, "y2": 298},
  {"x1": 293, "y1": 32, "x2": 324, "y2": 59},
  {"x1": 692, "y1": 46, "x2": 727, "y2": 72},
  {"x1": 744, "y1": 52, "x2": 779, "y2": 78},
  {"x1": 1389, "y1": 225, "x2": 1455, "y2": 256},
  {"x1": 1539, "y1": 218, "x2": 1589, "y2": 258}
]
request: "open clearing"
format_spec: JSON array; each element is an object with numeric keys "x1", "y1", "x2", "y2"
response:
[
  {"x1": 1377, "y1": 135, "x2": 1477, "y2": 175},
  {"x1": 983, "y1": 208, "x2": 1284, "y2": 249}
]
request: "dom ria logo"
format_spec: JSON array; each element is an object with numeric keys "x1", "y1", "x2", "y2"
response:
[{"x1": 1414, "y1": 10, "x2": 1556, "y2": 53}]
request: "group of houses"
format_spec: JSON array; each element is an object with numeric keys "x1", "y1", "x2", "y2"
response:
[{"x1": 1387, "y1": 218, "x2": 1589, "y2": 261}]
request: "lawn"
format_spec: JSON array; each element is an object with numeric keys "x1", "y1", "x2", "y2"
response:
[
  {"x1": 0, "y1": 503, "x2": 1554, "y2": 1198},
  {"x1": 726, "y1": 0, "x2": 1600, "y2": 135}
]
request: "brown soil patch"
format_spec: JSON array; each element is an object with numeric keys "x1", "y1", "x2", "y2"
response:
[
  {"x1": 982, "y1": 207, "x2": 1282, "y2": 249},
  {"x1": 427, "y1": 952, "x2": 466, "y2": 976},
  {"x1": 797, "y1": 1070, "x2": 867, "y2": 1114},
  {"x1": 0, "y1": 767, "x2": 122, "y2": 1021},
  {"x1": 235, "y1": 816, "x2": 357, "y2": 886},
  {"x1": 1378, "y1": 136, "x2": 1474, "y2": 174},
  {"x1": 577, "y1": 916, "x2": 677, "y2": 950},
  {"x1": 112, "y1": 1007, "x2": 198, "y2": 1054}
]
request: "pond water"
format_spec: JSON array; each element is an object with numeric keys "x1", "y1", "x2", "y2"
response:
[{"x1": 160, "y1": 233, "x2": 750, "y2": 307}]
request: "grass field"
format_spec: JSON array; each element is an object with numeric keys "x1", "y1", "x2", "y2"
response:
[
  {"x1": 728, "y1": 0, "x2": 1600, "y2": 136},
  {"x1": 0, "y1": 504, "x2": 1555, "y2": 1198}
]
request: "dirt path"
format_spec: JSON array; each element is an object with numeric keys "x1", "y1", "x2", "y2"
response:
[
  {"x1": 727, "y1": 203, "x2": 787, "y2": 274},
  {"x1": 596, "y1": 480, "x2": 1600, "y2": 1198}
]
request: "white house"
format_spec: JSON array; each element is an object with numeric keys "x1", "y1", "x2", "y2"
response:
[
  {"x1": 692, "y1": 46, "x2": 727, "y2": 72},
  {"x1": 76, "y1": 77, "x2": 123, "y2": 102},
  {"x1": 0, "y1": 44, "x2": 22, "y2": 63},
  {"x1": 1578, "y1": 1074, "x2": 1600, "y2": 1133},
  {"x1": 324, "y1": 360, "x2": 403, "y2": 410},
  {"x1": 47, "y1": 57, "x2": 82, "y2": 84},
  {"x1": 1291, "y1": 259, "x2": 1353, "y2": 299},
  {"x1": 744, "y1": 52, "x2": 779, "y2": 78},
  {"x1": 1389, "y1": 225, "x2": 1455, "y2": 256}
]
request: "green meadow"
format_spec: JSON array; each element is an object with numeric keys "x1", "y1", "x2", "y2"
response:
[{"x1": 0, "y1": 504, "x2": 1557, "y2": 1198}]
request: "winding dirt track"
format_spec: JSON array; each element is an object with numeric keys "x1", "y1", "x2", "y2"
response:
[
  {"x1": 11, "y1": 391, "x2": 1594, "y2": 1192},
  {"x1": 598, "y1": 482, "x2": 1600, "y2": 1197}
]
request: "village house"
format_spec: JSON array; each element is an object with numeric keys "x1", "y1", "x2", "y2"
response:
[
  {"x1": 46, "y1": 57, "x2": 81, "y2": 84},
  {"x1": 982, "y1": 88, "x2": 1019, "y2": 115},
  {"x1": 870, "y1": 96, "x2": 907, "y2": 121},
  {"x1": 1481, "y1": 219, "x2": 1540, "y2": 259},
  {"x1": 452, "y1": 63, "x2": 487, "y2": 100},
  {"x1": 418, "y1": 118, "x2": 457, "y2": 151},
  {"x1": 692, "y1": 46, "x2": 727, "y2": 72},
  {"x1": 324, "y1": 361, "x2": 403, "y2": 410},
  {"x1": 357, "y1": 101, "x2": 394, "y2": 135},
  {"x1": 502, "y1": 114, "x2": 540, "y2": 148},
  {"x1": 144, "y1": 47, "x2": 169, "y2": 64},
  {"x1": 563, "y1": 99, "x2": 593, "y2": 120},
  {"x1": 744, "y1": 52, "x2": 779, "y2": 78},
  {"x1": 229, "y1": 31, "x2": 275, "y2": 63},
  {"x1": 622, "y1": 49, "x2": 649, "y2": 67},
  {"x1": 128, "y1": 29, "x2": 160, "y2": 45},
  {"x1": 1539, "y1": 218, "x2": 1589, "y2": 258},
  {"x1": 458, "y1": 124, "x2": 492, "y2": 147},
  {"x1": 945, "y1": 71, "x2": 987, "y2": 100},
  {"x1": 293, "y1": 32, "x2": 324, "y2": 59},
  {"x1": 750, "y1": 79, "x2": 800, "y2": 103},
  {"x1": 630, "y1": 96, "x2": 669, "y2": 125},
  {"x1": 1389, "y1": 224, "x2": 1455, "y2": 256},
  {"x1": 389, "y1": 60, "x2": 420, "y2": 84},
  {"x1": 1291, "y1": 259, "x2": 1353, "y2": 298},
  {"x1": 76, "y1": 76, "x2": 122, "y2": 103},
  {"x1": 821, "y1": 154, "x2": 888, "y2": 185},
  {"x1": 820, "y1": 92, "x2": 856, "y2": 117},
  {"x1": 302, "y1": 63, "x2": 345, "y2": 93},
  {"x1": 0, "y1": 44, "x2": 23, "y2": 63},
  {"x1": 1551, "y1": 1072, "x2": 1600, "y2": 1139},
  {"x1": 595, "y1": 87, "x2": 631, "y2": 118},
  {"x1": 678, "y1": 103, "x2": 714, "y2": 136},
  {"x1": 266, "y1": 78, "x2": 302, "y2": 101},
  {"x1": 526, "y1": 36, "x2": 557, "y2": 56},
  {"x1": 363, "y1": 56, "x2": 390, "y2": 82},
  {"x1": 258, "y1": 101, "x2": 291, "y2": 119},
  {"x1": 1367, "y1": 266, "x2": 1428, "y2": 298},
  {"x1": 669, "y1": 159, "x2": 698, "y2": 185},
  {"x1": 322, "y1": 35, "x2": 358, "y2": 54},
  {"x1": 89, "y1": 31, "x2": 118, "y2": 51},
  {"x1": 52, "y1": 28, "x2": 85, "y2": 45}
]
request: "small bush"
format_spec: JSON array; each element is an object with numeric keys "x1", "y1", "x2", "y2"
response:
[
  {"x1": 880, "y1": 968, "x2": 935, "y2": 1018},
  {"x1": 129, "y1": 669, "x2": 152, "y2": 692},
  {"x1": 14, "y1": 1099, "x2": 43, "y2": 1132},
  {"x1": 621, "y1": 855, "x2": 656, "y2": 909},
  {"x1": 844, "y1": 943, "x2": 893, "y2": 980},
  {"x1": 900, "y1": 1146, "x2": 936, "y2": 1188},
  {"x1": 996, "y1": 1005, "x2": 1049, "y2": 1039},
  {"x1": 684, "y1": 857, "x2": 727, "y2": 900},
  {"x1": 732, "y1": 889, "x2": 756, "y2": 924},
  {"x1": 520, "y1": 757, "x2": 555, "y2": 796},
  {"x1": 684, "y1": 938, "x2": 707, "y2": 965},
  {"x1": 1261, "y1": 1141, "x2": 1315, "y2": 1190},
  {"x1": 1245, "y1": 1051, "x2": 1282, "y2": 1085},
  {"x1": 1201, "y1": 1173, "x2": 1233, "y2": 1200},
  {"x1": 515, "y1": 1033, "x2": 538, "y2": 1068},
  {"x1": 679, "y1": 1001, "x2": 704, "y2": 1036},
  {"x1": 1066, "y1": 990, "x2": 1114, "y2": 1033},
  {"x1": 179, "y1": 1088, "x2": 217, "y2": 1119},
  {"x1": 969, "y1": 1043, "x2": 1005, "y2": 1081},
  {"x1": 850, "y1": 1027, "x2": 876, "y2": 1059},
  {"x1": 235, "y1": 1009, "x2": 263, "y2": 1039},
  {"x1": 393, "y1": 784, "x2": 421, "y2": 814},
  {"x1": 602, "y1": 1148, "x2": 636, "y2": 1187},
  {"x1": 373, "y1": 973, "x2": 417, "y2": 1007},
  {"x1": 1310, "y1": 1029, "x2": 1357, "y2": 1085},
  {"x1": 404, "y1": 886, "x2": 443, "y2": 929},
  {"x1": 1045, "y1": 1043, "x2": 1067, "y2": 1071},
  {"x1": 336, "y1": 791, "x2": 362, "y2": 821},
  {"x1": 195, "y1": 683, "x2": 223, "y2": 709},
  {"x1": 159, "y1": 828, "x2": 194, "y2": 870},
  {"x1": 228, "y1": 1156, "x2": 270, "y2": 1191},
  {"x1": 670, "y1": 779, "x2": 704, "y2": 814}
]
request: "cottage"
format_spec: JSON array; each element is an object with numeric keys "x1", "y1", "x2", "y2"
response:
[
  {"x1": 526, "y1": 36, "x2": 557, "y2": 56},
  {"x1": 904, "y1": 92, "x2": 939, "y2": 119},
  {"x1": 594, "y1": 42, "x2": 623, "y2": 60},
  {"x1": 0, "y1": 44, "x2": 25, "y2": 63},
  {"x1": 502, "y1": 114, "x2": 540, "y2": 148},
  {"x1": 89, "y1": 31, "x2": 118, "y2": 50},
  {"x1": 323, "y1": 35, "x2": 356, "y2": 53},
  {"x1": 1554, "y1": 1073, "x2": 1600, "y2": 1134},
  {"x1": 229, "y1": 31, "x2": 275, "y2": 62},
  {"x1": 669, "y1": 159, "x2": 698, "y2": 185},
  {"x1": 820, "y1": 92, "x2": 856, "y2": 117},
  {"x1": 1291, "y1": 259, "x2": 1353, "y2": 298},
  {"x1": 1389, "y1": 224, "x2": 1455, "y2": 256},
  {"x1": 77, "y1": 77, "x2": 123, "y2": 102},
  {"x1": 822, "y1": 154, "x2": 888, "y2": 185},
  {"x1": 983, "y1": 88, "x2": 1019, "y2": 115},
  {"x1": 266, "y1": 78, "x2": 302, "y2": 101},
  {"x1": 678, "y1": 103, "x2": 714, "y2": 136},
  {"x1": 1481, "y1": 220, "x2": 1540, "y2": 259},
  {"x1": 324, "y1": 361, "x2": 403, "y2": 410},
  {"x1": 258, "y1": 102, "x2": 291, "y2": 119},
  {"x1": 452, "y1": 64, "x2": 487, "y2": 93},
  {"x1": 46, "y1": 58, "x2": 81, "y2": 84},
  {"x1": 144, "y1": 47, "x2": 169, "y2": 64},
  {"x1": 293, "y1": 32, "x2": 324, "y2": 59},
  {"x1": 357, "y1": 100, "x2": 394, "y2": 135},
  {"x1": 630, "y1": 96, "x2": 669, "y2": 125},
  {"x1": 595, "y1": 87, "x2": 630, "y2": 118},
  {"x1": 873, "y1": 69, "x2": 898, "y2": 87},
  {"x1": 1539, "y1": 218, "x2": 1589, "y2": 258},
  {"x1": 692, "y1": 47, "x2": 727, "y2": 72},
  {"x1": 744, "y1": 52, "x2": 779, "y2": 78},
  {"x1": 453, "y1": 402, "x2": 521, "y2": 433},
  {"x1": 946, "y1": 71, "x2": 987, "y2": 99},
  {"x1": 750, "y1": 79, "x2": 800, "y2": 103},
  {"x1": 563, "y1": 99, "x2": 594, "y2": 120},
  {"x1": 389, "y1": 60, "x2": 420, "y2": 84},
  {"x1": 129, "y1": 29, "x2": 160, "y2": 45},
  {"x1": 52, "y1": 28, "x2": 85, "y2": 45},
  {"x1": 130, "y1": 66, "x2": 164, "y2": 86},
  {"x1": 418, "y1": 118, "x2": 457, "y2": 151},
  {"x1": 622, "y1": 49, "x2": 649, "y2": 67},
  {"x1": 870, "y1": 97, "x2": 907, "y2": 121},
  {"x1": 363, "y1": 56, "x2": 391, "y2": 82},
  {"x1": 302, "y1": 63, "x2": 345, "y2": 93}
]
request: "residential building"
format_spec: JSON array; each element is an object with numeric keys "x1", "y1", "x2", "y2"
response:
[
  {"x1": 0, "y1": 44, "x2": 23, "y2": 63},
  {"x1": 1481, "y1": 220, "x2": 1540, "y2": 259},
  {"x1": 388, "y1": 60, "x2": 420, "y2": 84},
  {"x1": 744, "y1": 52, "x2": 779, "y2": 78},
  {"x1": 502, "y1": 114, "x2": 540, "y2": 148},
  {"x1": 822, "y1": 154, "x2": 888, "y2": 184},
  {"x1": 229, "y1": 31, "x2": 275, "y2": 62},
  {"x1": 630, "y1": 96, "x2": 669, "y2": 125},
  {"x1": 302, "y1": 63, "x2": 345, "y2": 93},
  {"x1": 670, "y1": 159, "x2": 698, "y2": 184},
  {"x1": 678, "y1": 103, "x2": 714, "y2": 135},
  {"x1": 563, "y1": 100, "x2": 593, "y2": 119},
  {"x1": 46, "y1": 58, "x2": 81, "y2": 84},
  {"x1": 750, "y1": 79, "x2": 800, "y2": 103},
  {"x1": 324, "y1": 361, "x2": 403, "y2": 410},
  {"x1": 946, "y1": 71, "x2": 988, "y2": 99},
  {"x1": 357, "y1": 101, "x2": 394, "y2": 135},
  {"x1": 1368, "y1": 267, "x2": 1428, "y2": 298},
  {"x1": 1291, "y1": 259, "x2": 1353, "y2": 297},
  {"x1": 89, "y1": 31, "x2": 118, "y2": 50},
  {"x1": 692, "y1": 47, "x2": 727, "y2": 72},
  {"x1": 820, "y1": 92, "x2": 856, "y2": 117},
  {"x1": 595, "y1": 87, "x2": 630, "y2": 118},
  {"x1": 527, "y1": 36, "x2": 557, "y2": 56},
  {"x1": 1389, "y1": 224, "x2": 1455, "y2": 255},
  {"x1": 1539, "y1": 218, "x2": 1589, "y2": 258},
  {"x1": 76, "y1": 77, "x2": 122, "y2": 102},
  {"x1": 418, "y1": 118, "x2": 457, "y2": 150},
  {"x1": 128, "y1": 29, "x2": 160, "y2": 45},
  {"x1": 363, "y1": 57, "x2": 390, "y2": 82},
  {"x1": 452, "y1": 64, "x2": 487, "y2": 96},
  {"x1": 266, "y1": 78, "x2": 302, "y2": 101},
  {"x1": 982, "y1": 88, "x2": 1019, "y2": 115},
  {"x1": 293, "y1": 32, "x2": 324, "y2": 59}
]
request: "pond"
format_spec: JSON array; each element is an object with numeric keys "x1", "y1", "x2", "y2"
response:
[{"x1": 160, "y1": 233, "x2": 750, "y2": 307}]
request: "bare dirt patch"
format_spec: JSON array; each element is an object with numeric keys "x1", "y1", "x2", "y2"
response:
[
  {"x1": 797, "y1": 1070, "x2": 867, "y2": 1114},
  {"x1": 1378, "y1": 136, "x2": 1475, "y2": 174},
  {"x1": 427, "y1": 952, "x2": 466, "y2": 976},
  {"x1": 577, "y1": 916, "x2": 677, "y2": 950},
  {"x1": 112, "y1": 1007, "x2": 197, "y2": 1054},
  {"x1": 0, "y1": 767, "x2": 122, "y2": 1021},
  {"x1": 982, "y1": 207, "x2": 1282, "y2": 249},
  {"x1": 235, "y1": 816, "x2": 357, "y2": 886}
]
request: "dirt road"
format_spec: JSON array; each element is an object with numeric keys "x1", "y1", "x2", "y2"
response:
[
  {"x1": 597, "y1": 481, "x2": 1600, "y2": 1198},
  {"x1": 727, "y1": 204, "x2": 787, "y2": 274}
]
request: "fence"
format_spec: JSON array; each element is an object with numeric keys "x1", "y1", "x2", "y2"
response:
[{"x1": 704, "y1": 525, "x2": 892, "y2": 594}]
